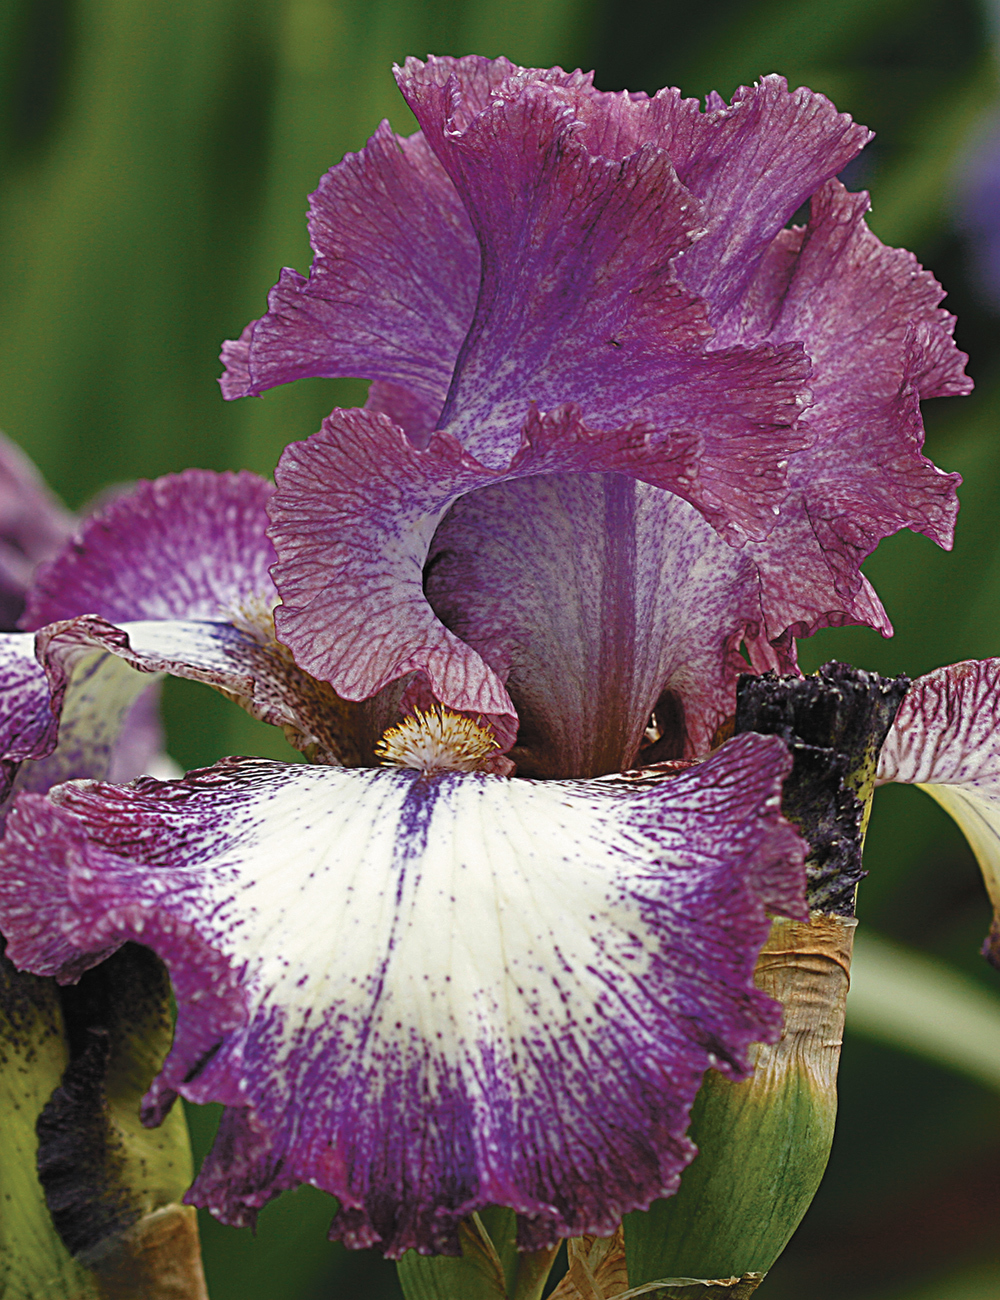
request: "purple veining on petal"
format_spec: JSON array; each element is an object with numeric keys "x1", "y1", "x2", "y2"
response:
[
  {"x1": 733, "y1": 180, "x2": 968, "y2": 648},
  {"x1": 0, "y1": 735, "x2": 805, "y2": 1256},
  {"x1": 22, "y1": 469, "x2": 277, "y2": 630},
  {"x1": 220, "y1": 123, "x2": 480, "y2": 424},
  {"x1": 398, "y1": 57, "x2": 812, "y2": 534},
  {"x1": 665, "y1": 76, "x2": 872, "y2": 322},
  {"x1": 0, "y1": 432, "x2": 75, "y2": 631},
  {"x1": 268, "y1": 401, "x2": 762, "y2": 736},
  {"x1": 877, "y1": 659, "x2": 1000, "y2": 789},
  {"x1": 425, "y1": 474, "x2": 757, "y2": 776}
]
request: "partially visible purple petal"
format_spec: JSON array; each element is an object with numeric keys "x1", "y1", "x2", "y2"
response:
[
  {"x1": 955, "y1": 112, "x2": 1000, "y2": 314},
  {"x1": 876, "y1": 660, "x2": 1000, "y2": 963},
  {"x1": 0, "y1": 789, "x2": 119, "y2": 982},
  {"x1": 218, "y1": 323, "x2": 253, "y2": 400},
  {"x1": 0, "y1": 432, "x2": 75, "y2": 630},
  {"x1": 0, "y1": 734, "x2": 804, "y2": 1255},
  {"x1": 0, "y1": 633, "x2": 61, "y2": 776},
  {"x1": 0, "y1": 788, "x2": 248, "y2": 1115},
  {"x1": 426, "y1": 475, "x2": 757, "y2": 776},
  {"x1": 365, "y1": 381, "x2": 444, "y2": 447},
  {"x1": 22, "y1": 469, "x2": 277, "y2": 629},
  {"x1": 220, "y1": 124, "x2": 479, "y2": 416},
  {"x1": 11, "y1": 634, "x2": 162, "y2": 800},
  {"x1": 106, "y1": 684, "x2": 172, "y2": 784},
  {"x1": 0, "y1": 630, "x2": 173, "y2": 810},
  {"x1": 37, "y1": 615, "x2": 365, "y2": 766}
]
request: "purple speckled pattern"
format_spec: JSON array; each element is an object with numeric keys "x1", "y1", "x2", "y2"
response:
[
  {"x1": 0, "y1": 734, "x2": 805, "y2": 1256},
  {"x1": 223, "y1": 56, "x2": 969, "y2": 741},
  {"x1": 22, "y1": 468, "x2": 277, "y2": 629}
]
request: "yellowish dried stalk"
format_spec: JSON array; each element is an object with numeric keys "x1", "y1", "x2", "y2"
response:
[{"x1": 86, "y1": 1204, "x2": 208, "y2": 1300}]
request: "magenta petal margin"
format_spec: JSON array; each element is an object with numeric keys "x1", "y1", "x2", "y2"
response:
[{"x1": 0, "y1": 733, "x2": 805, "y2": 1256}]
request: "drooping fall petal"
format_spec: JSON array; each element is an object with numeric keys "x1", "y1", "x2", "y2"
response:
[{"x1": 0, "y1": 734, "x2": 805, "y2": 1257}]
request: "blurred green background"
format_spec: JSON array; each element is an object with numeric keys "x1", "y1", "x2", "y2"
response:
[{"x1": 2, "y1": 0, "x2": 1000, "y2": 1296}]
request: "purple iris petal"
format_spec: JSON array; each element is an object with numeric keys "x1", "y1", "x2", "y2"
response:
[
  {"x1": 0, "y1": 732, "x2": 805, "y2": 1256},
  {"x1": 220, "y1": 124, "x2": 479, "y2": 443},
  {"x1": 735, "y1": 180, "x2": 968, "y2": 650},
  {"x1": 222, "y1": 56, "x2": 969, "y2": 773},
  {"x1": 22, "y1": 468, "x2": 278, "y2": 629},
  {"x1": 425, "y1": 477, "x2": 757, "y2": 776}
]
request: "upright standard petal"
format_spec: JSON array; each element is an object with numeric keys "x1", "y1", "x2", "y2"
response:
[
  {"x1": 399, "y1": 56, "x2": 812, "y2": 535},
  {"x1": 0, "y1": 734, "x2": 806, "y2": 1257},
  {"x1": 220, "y1": 125, "x2": 480, "y2": 441},
  {"x1": 734, "y1": 181, "x2": 968, "y2": 650},
  {"x1": 876, "y1": 660, "x2": 1000, "y2": 964}
]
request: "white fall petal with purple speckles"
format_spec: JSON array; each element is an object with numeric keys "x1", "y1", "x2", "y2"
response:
[{"x1": 0, "y1": 732, "x2": 804, "y2": 1256}]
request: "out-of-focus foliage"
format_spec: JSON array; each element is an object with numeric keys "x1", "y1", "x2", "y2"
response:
[{"x1": 2, "y1": 0, "x2": 1000, "y2": 1296}]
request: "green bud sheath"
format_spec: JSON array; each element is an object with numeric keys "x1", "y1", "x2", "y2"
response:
[{"x1": 624, "y1": 914, "x2": 853, "y2": 1296}]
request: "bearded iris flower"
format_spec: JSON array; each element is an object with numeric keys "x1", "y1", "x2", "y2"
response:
[{"x1": 0, "y1": 55, "x2": 982, "y2": 1261}]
